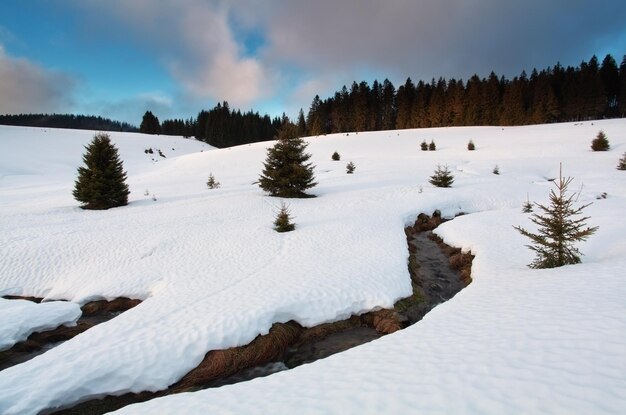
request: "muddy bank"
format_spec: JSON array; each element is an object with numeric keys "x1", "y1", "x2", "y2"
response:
[
  {"x1": 48, "y1": 211, "x2": 473, "y2": 415},
  {"x1": 0, "y1": 297, "x2": 141, "y2": 372}
]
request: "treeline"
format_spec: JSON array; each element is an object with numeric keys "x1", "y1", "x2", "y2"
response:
[
  {"x1": 0, "y1": 113, "x2": 138, "y2": 132},
  {"x1": 144, "y1": 102, "x2": 283, "y2": 148},
  {"x1": 141, "y1": 53, "x2": 626, "y2": 146},
  {"x1": 306, "y1": 54, "x2": 626, "y2": 135}
]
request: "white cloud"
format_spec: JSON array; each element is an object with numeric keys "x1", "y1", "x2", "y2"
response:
[
  {"x1": 73, "y1": 0, "x2": 271, "y2": 110},
  {"x1": 0, "y1": 44, "x2": 75, "y2": 114}
]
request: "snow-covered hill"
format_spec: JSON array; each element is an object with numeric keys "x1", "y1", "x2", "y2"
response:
[{"x1": 1, "y1": 121, "x2": 625, "y2": 414}]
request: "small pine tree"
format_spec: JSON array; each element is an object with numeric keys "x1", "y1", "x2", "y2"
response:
[
  {"x1": 467, "y1": 140, "x2": 475, "y2": 151},
  {"x1": 274, "y1": 202, "x2": 295, "y2": 232},
  {"x1": 332, "y1": 151, "x2": 341, "y2": 161},
  {"x1": 73, "y1": 133, "x2": 130, "y2": 210},
  {"x1": 591, "y1": 130, "x2": 610, "y2": 151},
  {"x1": 514, "y1": 165, "x2": 598, "y2": 269},
  {"x1": 346, "y1": 161, "x2": 356, "y2": 174},
  {"x1": 428, "y1": 140, "x2": 436, "y2": 151},
  {"x1": 420, "y1": 140, "x2": 428, "y2": 151},
  {"x1": 206, "y1": 173, "x2": 221, "y2": 189},
  {"x1": 429, "y1": 165, "x2": 454, "y2": 188},
  {"x1": 522, "y1": 193, "x2": 533, "y2": 213},
  {"x1": 259, "y1": 123, "x2": 317, "y2": 198},
  {"x1": 493, "y1": 164, "x2": 500, "y2": 175},
  {"x1": 617, "y1": 152, "x2": 626, "y2": 170}
]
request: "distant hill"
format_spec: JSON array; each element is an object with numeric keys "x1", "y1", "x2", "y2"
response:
[{"x1": 0, "y1": 113, "x2": 138, "y2": 132}]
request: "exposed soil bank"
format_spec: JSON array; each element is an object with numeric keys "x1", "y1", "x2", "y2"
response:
[
  {"x1": 0, "y1": 297, "x2": 141, "y2": 372},
  {"x1": 46, "y1": 211, "x2": 473, "y2": 415}
]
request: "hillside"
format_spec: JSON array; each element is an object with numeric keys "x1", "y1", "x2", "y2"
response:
[{"x1": 1, "y1": 121, "x2": 625, "y2": 414}]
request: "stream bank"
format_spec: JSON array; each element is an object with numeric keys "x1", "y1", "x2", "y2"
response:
[
  {"x1": 0, "y1": 297, "x2": 141, "y2": 372},
  {"x1": 27, "y1": 211, "x2": 472, "y2": 414}
]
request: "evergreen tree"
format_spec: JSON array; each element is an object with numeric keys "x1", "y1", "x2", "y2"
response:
[
  {"x1": 514, "y1": 166, "x2": 598, "y2": 268},
  {"x1": 73, "y1": 133, "x2": 130, "y2": 210},
  {"x1": 580, "y1": 56, "x2": 606, "y2": 119},
  {"x1": 307, "y1": 95, "x2": 326, "y2": 136},
  {"x1": 619, "y1": 55, "x2": 626, "y2": 117},
  {"x1": 467, "y1": 139, "x2": 475, "y2": 150},
  {"x1": 352, "y1": 81, "x2": 370, "y2": 132},
  {"x1": 332, "y1": 151, "x2": 341, "y2": 161},
  {"x1": 500, "y1": 73, "x2": 528, "y2": 125},
  {"x1": 617, "y1": 152, "x2": 626, "y2": 170},
  {"x1": 420, "y1": 140, "x2": 428, "y2": 151},
  {"x1": 296, "y1": 108, "x2": 307, "y2": 137},
  {"x1": 346, "y1": 161, "x2": 356, "y2": 174},
  {"x1": 206, "y1": 173, "x2": 221, "y2": 189},
  {"x1": 411, "y1": 80, "x2": 431, "y2": 128},
  {"x1": 493, "y1": 164, "x2": 500, "y2": 175},
  {"x1": 428, "y1": 140, "x2": 436, "y2": 151},
  {"x1": 274, "y1": 202, "x2": 295, "y2": 232},
  {"x1": 259, "y1": 123, "x2": 317, "y2": 198},
  {"x1": 600, "y1": 54, "x2": 620, "y2": 115},
  {"x1": 429, "y1": 165, "x2": 454, "y2": 188},
  {"x1": 395, "y1": 78, "x2": 415, "y2": 129},
  {"x1": 522, "y1": 193, "x2": 533, "y2": 213},
  {"x1": 591, "y1": 130, "x2": 610, "y2": 151},
  {"x1": 381, "y1": 79, "x2": 397, "y2": 130},
  {"x1": 427, "y1": 77, "x2": 447, "y2": 127},
  {"x1": 464, "y1": 74, "x2": 484, "y2": 125},
  {"x1": 140, "y1": 111, "x2": 161, "y2": 135},
  {"x1": 447, "y1": 78, "x2": 466, "y2": 126},
  {"x1": 369, "y1": 79, "x2": 383, "y2": 131}
]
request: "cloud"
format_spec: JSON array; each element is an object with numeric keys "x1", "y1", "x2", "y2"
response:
[
  {"x1": 72, "y1": 0, "x2": 271, "y2": 110},
  {"x1": 254, "y1": 0, "x2": 626, "y2": 84},
  {"x1": 165, "y1": 3, "x2": 269, "y2": 106},
  {"x1": 67, "y1": 0, "x2": 626, "y2": 118},
  {"x1": 0, "y1": 44, "x2": 75, "y2": 114}
]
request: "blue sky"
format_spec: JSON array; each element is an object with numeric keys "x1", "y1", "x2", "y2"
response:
[{"x1": 1, "y1": 1, "x2": 625, "y2": 126}]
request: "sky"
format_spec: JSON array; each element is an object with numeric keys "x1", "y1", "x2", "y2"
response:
[{"x1": 0, "y1": 1, "x2": 625, "y2": 126}]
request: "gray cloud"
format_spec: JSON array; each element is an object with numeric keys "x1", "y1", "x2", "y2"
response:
[
  {"x1": 257, "y1": 0, "x2": 626, "y2": 81},
  {"x1": 0, "y1": 44, "x2": 75, "y2": 114},
  {"x1": 232, "y1": 0, "x2": 624, "y2": 105}
]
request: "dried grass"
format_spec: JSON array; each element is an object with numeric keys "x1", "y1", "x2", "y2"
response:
[{"x1": 172, "y1": 321, "x2": 303, "y2": 392}]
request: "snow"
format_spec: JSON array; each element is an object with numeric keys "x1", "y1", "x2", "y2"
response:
[
  {"x1": 1, "y1": 121, "x2": 625, "y2": 414},
  {"x1": 0, "y1": 297, "x2": 81, "y2": 351}
]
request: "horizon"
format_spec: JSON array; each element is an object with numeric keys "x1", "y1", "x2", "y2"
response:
[{"x1": 1, "y1": 1, "x2": 625, "y2": 125}]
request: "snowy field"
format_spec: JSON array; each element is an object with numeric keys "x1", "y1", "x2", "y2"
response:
[{"x1": 1, "y1": 121, "x2": 625, "y2": 414}]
